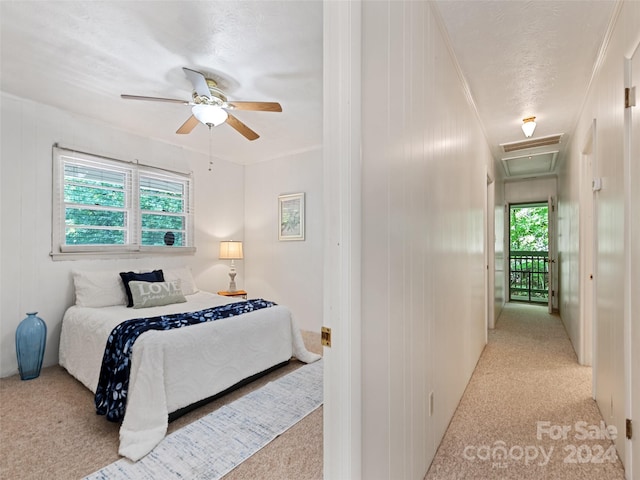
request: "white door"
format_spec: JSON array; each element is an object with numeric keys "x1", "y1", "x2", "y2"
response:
[
  {"x1": 547, "y1": 196, "x2": 555, "y2": 314},
  {"x1": 580, "y1": 122, "x2": 596, "y2": 368},
  {"x1": 323, "y1": 2, "x2": 362, "y2": 478},
  {"x1": 626, "y1": 42, "x2": 640, "y2": 480}
]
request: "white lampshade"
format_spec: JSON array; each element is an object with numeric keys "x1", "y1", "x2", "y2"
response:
[
  {"x1": 522, "y1": 116, "x2": 536, "y2": 137},
  {"x1": 219, "y1": 240, "x2": 243, "y2": 260},
  {"x1": 219, "y1": 240, "x2": 243, "y2": 292},
  {"x1": 192, "y1": 104, "x2": 228, "y2": 127}
]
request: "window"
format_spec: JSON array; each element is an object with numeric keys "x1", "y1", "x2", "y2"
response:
[{"x1": 52, "y1": 147, "x2": 194, "y2": 258}]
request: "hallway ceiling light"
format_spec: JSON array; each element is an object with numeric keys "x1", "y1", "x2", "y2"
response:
[{"x1": 521, "y1": 116, "x2": 537, "y2": 137}]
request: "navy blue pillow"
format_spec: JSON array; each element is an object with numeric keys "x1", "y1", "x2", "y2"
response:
[{"x1": 120, "y1": 270, "x2": 164, "y2": 307}]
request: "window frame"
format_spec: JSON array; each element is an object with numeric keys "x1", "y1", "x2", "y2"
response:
[{"x1": 51, "y1": 146, "x2": 195, "y2": 260}]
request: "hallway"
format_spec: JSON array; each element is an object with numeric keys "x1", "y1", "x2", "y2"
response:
[{"x1": 425, "y1": 303, "x2": 625, "y2": 479}]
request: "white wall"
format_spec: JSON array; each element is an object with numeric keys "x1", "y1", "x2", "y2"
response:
[
  {"x1": 557, "y1": 0, "x2": 639, "y2": 467},
  {"x1": 504, "y1": 176, "x2": 557, "y2": 204},
  {"x1": 360, "y1": 2, "x2": 492, "y2": 477},
  {"x1": 0, "y1": 92, "x2": 245, "y2": 377},
  {"x1": 244, "y1": 148, "x2": 323, "y2": 333}
]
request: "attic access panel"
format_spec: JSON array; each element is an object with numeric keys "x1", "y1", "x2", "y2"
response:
[
  {"x1": 500, "y1": 134, "x2": 564, "y2": 153},
  {"x1": 501, "y1": 151, "x2": 558, "y2": 177}
]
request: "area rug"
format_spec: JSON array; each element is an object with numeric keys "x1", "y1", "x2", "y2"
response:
[{"x1": 84, "y1": 359, "x2": 323, "y2": 480}]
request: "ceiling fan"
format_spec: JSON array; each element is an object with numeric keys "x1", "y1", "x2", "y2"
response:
[{"x1": 121, "y1": 67, "x2": 282, "y2": 141}]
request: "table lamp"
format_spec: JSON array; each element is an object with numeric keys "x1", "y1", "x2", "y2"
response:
[{"x1": 219, "y1": 240, "x2": 243, "y2": 292}]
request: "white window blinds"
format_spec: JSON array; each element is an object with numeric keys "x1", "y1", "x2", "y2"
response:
[{"x1": 52, "y1": 147, "x2": 194, "y2": 258}]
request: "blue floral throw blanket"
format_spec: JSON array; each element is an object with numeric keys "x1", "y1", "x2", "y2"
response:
[{"x1": 95, "y1": 299, "x2": 276, "y2": 422}]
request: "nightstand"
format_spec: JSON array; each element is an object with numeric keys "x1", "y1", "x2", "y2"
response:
[{"x1": 217, "y1": 290, "x2": 248, "y2": 299}]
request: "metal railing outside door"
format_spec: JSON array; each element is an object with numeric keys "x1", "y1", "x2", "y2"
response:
[{"x1": 509, "y1": 251, "x2": 549, "y2": 303}]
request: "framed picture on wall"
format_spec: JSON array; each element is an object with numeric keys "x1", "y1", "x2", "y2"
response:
[{"x1": 278, "y1": 193, "x2": 305, "y2": 241}]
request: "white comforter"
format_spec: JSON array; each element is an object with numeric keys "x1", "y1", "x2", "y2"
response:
[{"x1": 59, "y1": 291, "x2": 320, "y2": 461}]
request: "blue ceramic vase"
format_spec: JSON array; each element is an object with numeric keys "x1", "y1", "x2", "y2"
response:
[{"x1": 15, "y1": 312, "x2": 47, "y2": 380}]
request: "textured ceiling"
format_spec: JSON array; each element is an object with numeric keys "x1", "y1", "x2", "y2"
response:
[
  {"x1": 0, "y1": 1, "x2": 323, "y2": 165},
  {"x1": 433, "y1": 0, "x2": 617, "y2": 177},
  {"x1": 1, "y1": 1, "x2": 618, "y2": 171}
]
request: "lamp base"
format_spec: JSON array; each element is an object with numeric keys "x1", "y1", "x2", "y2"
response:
[{"x1": 228, "y1": 271, "x2": 237, "y2": 292}]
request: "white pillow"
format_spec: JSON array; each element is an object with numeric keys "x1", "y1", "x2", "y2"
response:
[
  {"x1": 162, "y1": 267, "x2": 199, "y2": 295},
  {"x1": 72, "y1": 270, "x2": 128, "y2": 307}
]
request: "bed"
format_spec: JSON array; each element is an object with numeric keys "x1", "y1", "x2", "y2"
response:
[{"x1": 58, "y1": 267, "x2": 320, "y2": 461}]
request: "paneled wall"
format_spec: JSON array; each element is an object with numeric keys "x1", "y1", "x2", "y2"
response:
[
  {"x1": 557, "y1": 0, "x2": 639, "y2": 467},
  {"x1": 0, "y1": 93, "x2": 244, "y2": 377},
  {"x1": 360, "y1": 2, "x2": 492, "y2": 477}
]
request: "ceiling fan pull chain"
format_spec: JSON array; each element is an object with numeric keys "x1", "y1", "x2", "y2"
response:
[{"x1": 208, "y1": 126, "x2": 213, "y2": 172}]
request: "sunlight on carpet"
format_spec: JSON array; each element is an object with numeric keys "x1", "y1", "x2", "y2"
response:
[{"x1": 84, "y1": 359, "x2": 323, "y2": 480}]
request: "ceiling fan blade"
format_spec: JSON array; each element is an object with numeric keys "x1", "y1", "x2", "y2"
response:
[
  {"x1": 228, "y1": 101, "x2": 282, "y2": 112},
  {"x1": 176, "y1": 115, "x2": 200, "y2": 134},
  {"x1": 226, "y1": 114, "x2": 260, "y2": 141},
  {"x1": 121, "y1": 94, "x2": 189, "y2": 104},
  {"x1": 183, "y1": 67, "x2": 212, "y2": 99}
]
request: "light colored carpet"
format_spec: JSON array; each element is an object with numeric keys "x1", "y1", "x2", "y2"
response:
[
  {"x1": 0, "y1": 331, "x2": 322, "y2": 480},
  {"x1": 425, "y1": 303, "x2": 626, "y2": 479},
  {"x1": 84, "y1": 359, "x2": 323, "y2": 479}
]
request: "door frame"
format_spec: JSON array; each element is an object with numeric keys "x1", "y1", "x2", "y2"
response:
[
  {"x1": 323, "y1": 1, "x2": 362, "y2": 478},
  {"x1": 624, "y1": 45, "x2": 639, "y2": 480},
  {"x1": 507, "y1": 201, "x2": 551, "y2": 305},
  {"x1": 486, "y1": 172, "x2": 495, "y2": 330},
  {"x1": 579, "y1": 120, "x2": 597, "y2": 368},
  {"x1": 547, "y1": 195, "x2": 556, "y2": 314}
]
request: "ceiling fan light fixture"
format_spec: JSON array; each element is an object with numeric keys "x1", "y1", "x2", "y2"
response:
[
  {"x1": 192, "y1": 104, "x2": 228, "y2": 127},
  {"x1": 521, "y1": 116, "x2": 537, "y2": 137},
  {"x1": 122, "y1": 68, "x2": 280, "y2": 139}
]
